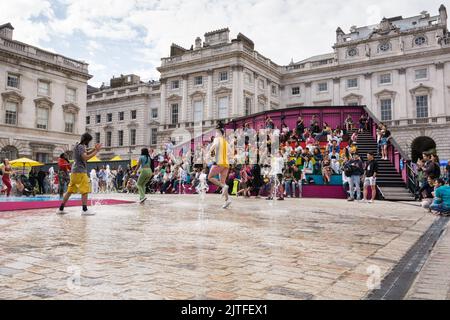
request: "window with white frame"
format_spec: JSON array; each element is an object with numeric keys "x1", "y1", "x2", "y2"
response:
[
  {"x1": 64, "y1": 113, "x2": 75, "y2": 133},
  {"x1": 416, "y1": 95, "x2": 428, "y2": 118},
  {"x1": 171, "y1": 80, "x2": 180, "y2": 89},
  {"x1": 86, "y1": 116, "x2": 90, "y2": 125},
  {"x1": 347, "y1": 78, "x2": 358, "y2": 89},
  {"x1": 291, "y1": 87, "x2": 300, "y2": 96},
  {"x1": 271, "y1": 85, "x2": 277, "y2": 95},
  {"x1": 171, "y1": 103, "x2": 179, "y2": 124},
  {"x1": 318, "y1": 82, "x2": 328, "y2": 92},
  {"x1": 245, "y1": 97, "x2": 252, "y2": 116},
  {"x1": 36, "y1": 107, "x2": 49, "y2": 130},
  {"x1": 245, "y1": 72, "x2": 252, "y2": 83},
  {"x1": 95, "y1": 132, "x2": 100, "y2": 144},
  {"x1": 107, "y1": 113, "x2": 112, "y2": 122},
  {"x1": 5, "y1": 101, "x2": 18, "y2": 125},
  {"x1": 106, "y1": 131, "x2": 112, "y2": 147},
  {"x1": 414, "y1": 36, "x2": 427, "y2": 46},
  {"x1": 38, "y1": 80, "x2": 50, "y2": 96},
  {"x1": 380, "y1": 99, "x2": 392, "y2": 121},
  {"x1": 415, "y1": 68, "x2": 428, "y2": 80},
  {"x1": 379, "y1": 73, "x2": 392, "y2": 85},
  {"x1": 218, "y1": 97, "x2": 228, "y2": 119},
  {"x1": 151, "y1": 128, "x2": 158, "y2": 145},
  {"x1": 118, "y1": 130, "x2": 124, "y2": 146},
  {"x1": 131, "y1": 110, "x2": 137, "y2": 120},
  {"x1": 130, "y1": 129, "x2": 137, "y2": 146},
  {"x1": 193, "y1": 100, "x2": 203, "y2": 122},
  {"x1": 7, "y1": 73, "x2": 20, "y2": 89},
  {"x1": 194, "y1": 76, "x2": 203, "y2": 86},
  {"x1": 66, "y1": 87, "x2": 77, "y2": 103},
  {"x1": 118, "y1": 111, "x2": 124, "y2": 121},
  {"x1": 35, "y1": 153, "x2": 50, "y2": 164},
  {"x1": 96, "y1": 114, "x2": 101, "y2": 123},
  {"x1": 259, "y1": 79, "x2": 265, "y2": 89},
  {"x1": 151, "y1": 108, "x2": 158, "y2": 119},
  {"x1": 219, "y1": 71, "x2": 228, "y2": 82}
]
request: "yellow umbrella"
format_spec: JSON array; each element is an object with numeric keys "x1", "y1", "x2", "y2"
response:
[
  {"x1": 10, "y1": 157, "x2": 44, "y2": 174},
  {"x1": 88, "y1": 155, "x2": 101, "y2": 162},
  {"x1": 110, "y1": 155, "x2": 123, "y2": 161}
]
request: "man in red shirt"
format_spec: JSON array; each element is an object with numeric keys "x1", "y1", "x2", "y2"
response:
[{"x1": 58, "y1": 153, "x2": 71, "y2": 198}]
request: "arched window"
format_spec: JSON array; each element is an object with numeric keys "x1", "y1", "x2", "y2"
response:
[{"x1": 0, "y1": 145, "x2": 19, "y2": 161}]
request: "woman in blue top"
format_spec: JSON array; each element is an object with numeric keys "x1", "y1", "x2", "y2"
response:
[{"x1": 133, "y1": 148, "x2": 153, "y2": 204}]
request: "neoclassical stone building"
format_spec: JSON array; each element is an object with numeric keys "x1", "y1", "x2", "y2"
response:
[
  {"x1": 86, "y1": 75, "x2": 161, "y2": 160},
  {"x1": 155, "y1": 5, "x2": 450, "y2": 160},
  {"x1": 0, "y1": 23, "x2": 91, "y2": 163}
]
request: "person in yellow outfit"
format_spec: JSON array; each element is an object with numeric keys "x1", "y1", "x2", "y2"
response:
[
  {"x1": 57, "y1": 133, "x2": 102, "y2": 215},
  {"x1": 208, "y1": 124, "x2": 233, "y2": 209}
]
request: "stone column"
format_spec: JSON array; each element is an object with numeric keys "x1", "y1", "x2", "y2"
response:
[
  {"x1": 397, "y1": 68, "x2": 408, "y2": 120},
  {"x1": 206, "y1": 70, "x2": 214, "y2": 121},
  {"x1": 232, "y1": 66, "x2": 240, "y2": 117},
  {"x1": 160, "y1": 79, "x2": 167, "y2": 126},
  {"x1": 304, "y1": 82, "x2": 312, "y2": 106},
  {"x1": 253, "y1": 72, "x2": 259, "y2": 113},
  {"x1": 266, "y1": 79, "x2": 272, "y2": 110},
  {"x1": 364, "y1": 73, "x2": 373, "y2": 113},
  {"x1": 434, "y1": 62, "x2": 445, "y2": 118},
  {"x1": 239, "y1": 66, "x2": 245, "y2": 116},
  {"x1": 181, "y1": 74, "x2": 188, "y2": 123},
  {"x1": 332, "y1": 77, "x2": 340, "y2": 105}
]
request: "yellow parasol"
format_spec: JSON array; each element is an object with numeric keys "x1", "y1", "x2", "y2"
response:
[
  {"x1": 110, "y1": 155, "x2": 123, "y2": 161},
  {"x1": 87, "y1": 155, "x2": 101, "y2": 162},
  {"x1": 131, "y1": 159, "x2": 138, "y2": 167},
  {"x1": 9, "y1": 157, "x2": 44, "y2": 174}
]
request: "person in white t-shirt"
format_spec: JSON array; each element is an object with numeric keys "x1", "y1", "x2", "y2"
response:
[{"x1": 267, "y1": 151, "x2": 285, "y2": 201}]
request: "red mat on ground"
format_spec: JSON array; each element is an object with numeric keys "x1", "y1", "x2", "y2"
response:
[{"x1": 0, "y1": 199, "x2": 135, "y2": 212}]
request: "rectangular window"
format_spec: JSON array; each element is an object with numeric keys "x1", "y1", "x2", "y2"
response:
[
  {"x1": 119, "y1": 111, "x2": 124, "y2": 121},
  {"x1": 379, "y1": 73, "x2": 392, "y2": 84},
  {"x1": 5, "y1": 101, "x2": 18, "y2": 125},
  {"x1": 7, "y1": 74, "x2": 20, "y2": 88},
  {"x1": 86, "y1": 116, "x2": 90, "y2": 125},
  {"x1": 151, "y1": 128, "x2": 158, "y2": 145},
  {"x1": 194, "y1": 76, "x2": 203, "y2": 86},
  {"x1": 271, "y1": 85, "x2": 277, "y2": 95},
  {"x1": 36, "y1": 108, "x2": 49, "y2": 130},
  {"x1": 131, "y1": 110, "x2": 137, "y2": 120},
  {"x1": 95, "y1": 132, "x2": 100, "y2": 144},
  {"x1": 219, "y1": 71, "x2": 228, "y2": 82},
  {"x1": 130, "y1": 129, "x2": 136, "y2": 146},
  {"x1": 245, "y1": 72, "x2": 252, "y2": 83},
  {"x1": 193, "y1": 100, "x2": 203, "y2": 122},
  {"x1": 118, "y1": 130, "x2": 124, "y2": 146},
  {"x1": 415, "y1": 68, "x2": 428, "y2": 80},
  {"x1": 151, "y1": 108, "x2": 158, "y2": 119},
  {"x1": 38, "y1": 81, "x2": 50, "y2": 96},
  {"x1": 259, "y1": 79, "x2": 265, "y2": 89},
  {"x1": 66, "y1": 88, "x2": 77, "y2": 103},
  {"x1": 380, "y1": 99, "x2": 392, "y2": 121},
  {"x1": 106, "y1": 131, "x2": 112, "y2": 147},
  {"x1": 96, "y1": 114, "x2": 101, "y2": 124},
  {"x1": 347, "y1": 78, "x2": 358, "y2": 88},
  {"x1": 218, "y1": 96, "x2": 228, "y2": 119},
  {"x1": 245, "y1": 98, "x2": 252, "y2": 116},
  {"x1": 64, "y1": 113, "x2": 75, "y2": 133},
  {"x1": 318, "y1": 82, "x2": 328, "y2": 92},
  {"x1": 107, "y1": 113, "x2": 112, "y2": 122},
  {"x1": 171, "y1": 80, "x2": 179, "y2": 89},
  {"x1": 291, "y1": 87, "x2": 300, "y2": 96},
  {"x1": 347, "y1": 102, "x2": 359, "y2": 106},
  {"x1": 171, "y1": 104, "x2": 179, "y2": 124},
  {"x1": 416, "y1": 95, "x2": 428, "y2": 118},
  {"x1": 35, "y1": 153, "x2": 49, "y2": 164}
]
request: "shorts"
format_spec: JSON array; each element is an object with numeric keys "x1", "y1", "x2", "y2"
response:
[
  {"x1": 380, "y1": 138, "x2": 388, "y2": 146},
  {"x1": 67, "y1": 173, "x2": 91, "y2": 194},
  {"x1": 364, "y1": 177, "x2": 377, "y2": 187}
]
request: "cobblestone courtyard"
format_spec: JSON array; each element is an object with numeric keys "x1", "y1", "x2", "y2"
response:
[{"x1": 0, "y1": 195, "x2": 439, "y2": 300}]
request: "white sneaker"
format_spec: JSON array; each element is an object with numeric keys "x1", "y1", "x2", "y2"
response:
[
  {"x1": 221, "y1": 185, "x2": 229, "y2": 200},
  {"x1": 81, "y1": 209, "x2": 96, "y2": 216},
  {"x1": 368, "y1": 200, "x2": 374, "y2": 204},
  {"x1": 222, "y1": 200, "x2": 232, "y2": 209}
]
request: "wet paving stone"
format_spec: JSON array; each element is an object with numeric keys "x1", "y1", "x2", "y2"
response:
[{"x1": 0, "y1": 194, "x2": 434, "y2": 300}]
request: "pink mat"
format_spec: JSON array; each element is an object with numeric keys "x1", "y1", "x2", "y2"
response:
[{"x1": 0, "y1": 199, "x2": 135, "y2": 212}]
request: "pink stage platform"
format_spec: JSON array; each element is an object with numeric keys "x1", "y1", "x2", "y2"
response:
[{"x1": 0, "y1": 199, "x2": 135, "y2": 212}]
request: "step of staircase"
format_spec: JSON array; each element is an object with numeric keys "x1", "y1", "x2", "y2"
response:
[{"x1": 379, "y1": 186, "x2": 415, "y2": 201}]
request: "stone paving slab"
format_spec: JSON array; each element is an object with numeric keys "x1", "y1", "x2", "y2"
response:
[{"x1": 0, "y1": 194, "x2": 434, "y2": 300}]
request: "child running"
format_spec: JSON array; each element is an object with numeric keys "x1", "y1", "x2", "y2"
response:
[
  {"x1": 133, "y1": 148, "x2": 153, "y2": 204},
  {"x1": 57, "y1": 133, "x2": 101, "y2": 215},
  {"x1": 208, "y1": 124, "x2": 232, "y2": 209}
]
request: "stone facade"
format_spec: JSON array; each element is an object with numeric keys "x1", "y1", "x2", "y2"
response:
[
  {"x1": 86, "y1": 75, "x2": 161, "y2": 160},
  {"x1": 155, "y1": 6, "x2": 450, "y2": 160},
  {"x1": 0, "y1": 23, "x2": 91, "y2": 162}
]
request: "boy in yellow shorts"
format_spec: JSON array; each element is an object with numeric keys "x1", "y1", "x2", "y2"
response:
[{"x1": 57, "y1": 133, "x2": 102, "y2": 215}]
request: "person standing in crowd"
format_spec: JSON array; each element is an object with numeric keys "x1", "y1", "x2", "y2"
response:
[
  {"x1": 133, "y1": 148, "x2": 153, "y2": 204},
  {"x1": 344, "y1": 115, "x2": 354, "y2": 133},
  {"x1": 208, "y1": 124, "x2": 233, "y2": 209},
  {"x1": 57, "y1": 132, "x2": 102, "y2": 215},
  {"x1": 420, "y1": 152, "x2": 439, "y2": 184},
  {"x1": 430, "y1": 179, "x2": 450, "y2": 215},
  {"x1": 295, "y1": 117, "x2": 305, "y2": 140},
  {"x1": 116, "y1": 166, "x2": 124, "y2": 191},
  {"x1": 37, "y1": 169, "x2": 46, "y2": 194},
  {"x1": 267, "y1": 151, "x2": 285, "y2": 201},
  {"x1": 57, "y1": 153, "x2": 71, "y2": 198},
  {"x1": 1, "y1": 159, "x2": 13, "y2": 197},
  {"x1": 90, "y1": 168, "x2": 99, "y2": 194},
  {"x1": 346, "y1": 154, "x2": 364, "y2": 202},
  {"x1": 363, "y1": 152, "x2": 378, "y2": 203},
  {"x1": 431, "y1": 154, "x2": 441, "y2": 179},
  {"x1": 379, "y1": 125, "x2": 391, "y2": 160},
  {"x1": 446, "y1": 161, "x2": 450, "y2": 185},
  {"x1": 29, "y1": 167, "x2": 37, "y2": 192}
]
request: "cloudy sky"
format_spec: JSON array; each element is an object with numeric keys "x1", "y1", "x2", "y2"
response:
[{"x1": 1, "y1": 0, "x2": 445, "y2": 86}]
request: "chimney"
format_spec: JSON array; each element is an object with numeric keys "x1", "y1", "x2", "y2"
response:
[
  {"x1": 195, "y1": 37, "x2": 202, "y2": 50},
  {"x1": 0, "y1": 23, "x2": 14, "y2": 40},
  {"x1": 439, "y1": 4, "x2": 448, "y2": 29}
]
